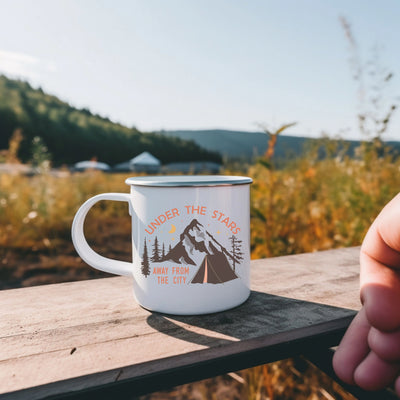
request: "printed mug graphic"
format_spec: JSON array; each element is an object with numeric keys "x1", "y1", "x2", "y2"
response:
[{"x1": 140, "y1": 215, "x2": 244, "y2": 286}]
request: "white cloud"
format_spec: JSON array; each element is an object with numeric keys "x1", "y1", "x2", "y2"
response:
[{"x1": 0, "y1": 49, "x2": 56, "y2": 81}]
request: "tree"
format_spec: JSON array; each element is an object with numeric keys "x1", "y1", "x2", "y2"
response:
[
  {"x1": 229, "y1": 235, "x2": 244, "y2": 272},
  {"x1": 141, "y1": 240, "x2": 150, "y2": 277},
  {"x1": 161, "y1": 243, "x2": 165, "y2": 260},
  {"x1": 151, "y1": 236, "x2": 160, "y2": 262},
  {"x1": 0, "y1": 75, "x2": 223, "y2": 166}
]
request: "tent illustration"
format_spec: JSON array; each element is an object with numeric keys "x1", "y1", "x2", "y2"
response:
[{"x1": 190, "y1": 253, "x2": 238, "y2": 284}]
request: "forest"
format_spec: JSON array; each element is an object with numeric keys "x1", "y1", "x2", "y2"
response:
[{"x1": 0, "y1": 75, "x2": 222, "y2": 166}]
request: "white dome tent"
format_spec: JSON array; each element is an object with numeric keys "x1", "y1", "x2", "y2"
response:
[
  {"x1": 73, "y1": 160, "x2": 111, "y2": 172},
  {"x1": 129, "y1": 152, "x2": 161, "y2": 173}
]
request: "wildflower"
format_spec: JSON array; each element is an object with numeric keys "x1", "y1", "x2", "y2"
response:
[
  {"x1": 309, "y1": 202, "x2": 322, "y2": 219},
  {"x1": 27, "y1": 211, "x2": 38, "y2": 219},
  {"x1": 284, "y1": 177, "x2": 295, "y2": 187},
  {"x1": 305, "y1": 167, "x2": 316, "y2": 178},
  {"x1": 23, "y1": 211, "x2": 38, "y2": 224}
]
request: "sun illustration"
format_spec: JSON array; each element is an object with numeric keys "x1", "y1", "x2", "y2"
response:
[{"x1": 168, "y1": 224, "x2": 176, "y2": 234}]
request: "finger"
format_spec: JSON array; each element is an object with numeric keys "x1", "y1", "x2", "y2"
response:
[
  {"x1": 333, "y1": 308, "x2": 370, "y2": 385},
  {"x1": 361, "y1": 255, "x2": 400, "y2": 332},
  {"x1": 360, "y1": 207, "x2": 400, "y2": 331},
  {"x1": 395, "y1": 375, "x2": 400, "y2": 397},
  {"x1": 354, "y1": 351, "x2": 400, "y2": 391},
  {"x1": 361, "y1": 193, "x2": 400, "y2": 269},
  {"x1": 368, "y1": 326, "x2": 400, "y2": 361},
  {"x1": 364, "y1": 193, "x2": 400, "y2": 262}
]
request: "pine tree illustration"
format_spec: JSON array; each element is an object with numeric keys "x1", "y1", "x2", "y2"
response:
[
  {"x1": 141, "y1": 240, "x2": 150, "y2": 277},
  {"x1": 151, "y1": 236, "x2": 160, "y2": 262},
  {"x1": 229, "y1": 235, "x2": 244, "y2": 272},
  {"x1": 161, "y1": 243, "x2": 165, "y2": 260},
  {"x1": 168, "y1": 244, "x2": 172, "y2": 253}
]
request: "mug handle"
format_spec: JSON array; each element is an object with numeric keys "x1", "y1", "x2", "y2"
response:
[{"x1": 71, "y1": 193, "x2": 133, "y2": 277}]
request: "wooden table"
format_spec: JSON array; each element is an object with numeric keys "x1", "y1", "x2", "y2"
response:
[{"x1": 0, "y1": 247, "x2": 362, "y2": 399}]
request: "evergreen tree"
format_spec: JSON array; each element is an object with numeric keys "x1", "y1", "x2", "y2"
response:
[
  {"x1": 229, "y1": 235, "x2": 244, "y2": 272},
  {"x1": 141, "y1": 240, "x2": 150, "y2": 277},
  {"x1": 161, "y1": 243, "x2": 165, "y2": 260},
  {"x1": 151, "y1": 236, "x2": 160, "y2": 262}
]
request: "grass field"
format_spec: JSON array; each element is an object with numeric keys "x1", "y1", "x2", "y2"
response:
[
  {"x1": 1, "y1": 144, "x2": 400, "y2": 399},
  {"x1": 2, "y1": 143, "x2": 399, "y2": 281}
]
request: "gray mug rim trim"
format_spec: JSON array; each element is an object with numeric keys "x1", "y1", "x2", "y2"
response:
[{"x1": 125, "y1": 175, "x2": 253, "y2": 187}]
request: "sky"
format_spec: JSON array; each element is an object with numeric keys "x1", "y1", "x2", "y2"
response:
[{"x1": 0, "y1": 0, "x2": 399, "y2": 140}]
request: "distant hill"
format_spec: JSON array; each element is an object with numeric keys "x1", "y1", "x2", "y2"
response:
[
  {"x1": 0, "y1": 76, "x2": 221, "y2": 166},
  {"x1": 154, "y1": 129, "x2": 400, "y2": 161},
  {"x1": 155, "y1": 129, "x2": 305, "y2": 160}
]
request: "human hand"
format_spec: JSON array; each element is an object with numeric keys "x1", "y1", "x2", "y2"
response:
[{"x1": 333, "y1": 193, "x2": 400, "y2": 394}]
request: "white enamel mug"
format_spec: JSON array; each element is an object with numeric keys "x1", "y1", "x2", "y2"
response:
[{"x1": 72, "y1": 175, "x2": 252, "y2": 315}]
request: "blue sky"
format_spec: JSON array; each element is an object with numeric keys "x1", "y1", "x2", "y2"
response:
[{"x1": 0, "y1": 0, "x2": 399, "y2": 139}]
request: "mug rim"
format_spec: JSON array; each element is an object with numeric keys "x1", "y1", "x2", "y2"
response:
[{"x1": 125, "y1": 175, "x2": 252, "y2": 187}]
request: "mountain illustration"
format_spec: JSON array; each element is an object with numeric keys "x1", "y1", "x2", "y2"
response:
[{"x1": 164, "y1": 219, "x2": 241, "y2": 267}]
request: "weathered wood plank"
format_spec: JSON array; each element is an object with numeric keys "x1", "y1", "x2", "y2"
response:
[
  {"x1": 251, "y1": 246, "x2": 361, "y2": 310},
  {"x1": 0, "y1": 278, "x2": 136, "y2": 336},
  {"x1": 6, "y1": 317, "x2": 354, "y2": 400},
  {"x1": 0, "y1": 247, "x2": 361, "y2": 399}
]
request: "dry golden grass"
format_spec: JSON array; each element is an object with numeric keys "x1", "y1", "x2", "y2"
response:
[
  {"x1": 137, "y1": 358, "x2": 356, "y2": 400},
  {"x1": 0, "y1": 170, "x2": 135, "y2": 288},
  {"x1": 2, "y1": 150, "x2": 399, "y2": 260},
  {"x1": 1, "y1": 147, "x2": 400, "y2": 399},
  {"x1": 248, "y1": 150, "x2": 400, "y2": 259},
  {"x1": 0, "y1": 170, "x2": 131, "y2": 251}
]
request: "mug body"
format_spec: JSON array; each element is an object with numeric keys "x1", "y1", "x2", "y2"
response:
[{"x1": 126, "y1": 176, "x2": 252, "y2": 315}]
